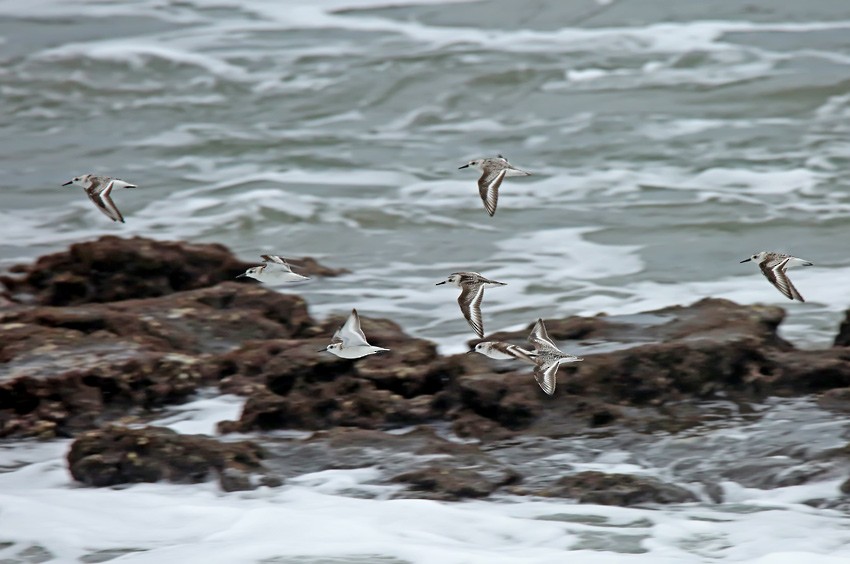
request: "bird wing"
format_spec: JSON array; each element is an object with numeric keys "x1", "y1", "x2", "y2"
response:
[
  {"x1": 760, "y1": 258, "x2": 804, "y2": 302},
  {"x1": 504, "y1": 344, "x2": 538, "y2": 364},
  {"x1": 334, "y1": 309, "x2": 371, "y2": 347},
  {"x1": 261, "y1": 255, "x2": 295, "y2": 273},
  {"x1": 110, "y1": 179, "x2": 137, "y2": 189},
  {"x1": 87, "y1": 180, "x2": 124, "y2": 222},
  {"x1": 458, "y1": 283, "x2": 486, "y2": 338},
  {"x1": 528, "y1": 318, "x2": 560, "y2": 353},
  {"x1": 477, "y1": 168, "x2": 507, "y2": 217},
  {"x1": 533, "y1": 360, "x2": 559, "y2": 395}
]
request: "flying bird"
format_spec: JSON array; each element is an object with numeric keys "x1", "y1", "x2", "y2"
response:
[
  {"x1": 740, "y1": 251, "x2": 813, "y2": 302},
  {"x1": 436, "y1": 271, "x2": 506, "y2": 338},
  {"x1": 237, "y1": 255, "x2": 310, "y2": 284},
  {"x1": 458, "y1": 155, "x2": 530, "y2": 217},
  {"x1": 322, "y1": 309, "x2": 390, "y2": 359},
  {"x1": 526, "y1": 318, "x2": 583, "y2": 395},
  {"x1": 62, "y1": 174, "x2": 136, "y2": 223}
]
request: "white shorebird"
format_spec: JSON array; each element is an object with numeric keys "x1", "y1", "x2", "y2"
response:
[
  {"x1": 469, "y1": 341, "x2": 537, "y2": 364},
  {"x1": 436, "y1": 271, "x2": 506, "y2": 338},
  {"x1": 62, "y1": 174, "x2": 136, "y2": 223},
  {"x1": 322, "y1": 309, "x2": 389, "y2": 359},
  {"x1": 740, "y1": 251, "x2": 813, "y2": 302},
  {"x1": 458, "y1": 155, "x2": 530, "y2": 217},
  {"x1": 237, "y1": 255, "x2": 310, "y2": 284},
  {"x1": 526, "y1": 318, "x2": 583, "y2": 395}
]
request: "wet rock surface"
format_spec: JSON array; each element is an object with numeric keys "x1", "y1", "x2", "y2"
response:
[
  {"x1": 68, "y1": 425, "x2": 278, "y2": 491},
  {"x1": 0, "y1": 236, "x2": 343, "y2": 306},
  {"x1": 0, "y1": 282, "x2": 313, "y2": 438},
  {"x1": 3, "y1": 237, "x2": 850, "y2": 500},
  {"x1": 525, "y1": 471, "x2": 698, "y2": 506}
]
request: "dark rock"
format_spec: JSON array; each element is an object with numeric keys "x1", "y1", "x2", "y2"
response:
[
  {"x1": 835, "y1": 311, "x2": 850, "y2": 347},
  {"x1": 453, "y1": 370, "x2": 541, "y2": 430},
  {"x1": 67, "y1": 425, "x2": 275, "y2": 490},
  {"x1": 214, "y1": 315, "x2": 457, "y2": 433},
  {"x1": 479, "y1": 299, "x2": 800, "y2": 407},
  {"x1": 488, "y1": 298, "x2": 789, "y2": 350},
  {"x1": 0, "y1": 236, "x2": 344, "y2": 306},
  {"x1": 765, "y1": 350, "x2": 850, "y2": 395},
  {"x1": 0, "y1": 347, "x2": 203, "y2": 438},
  {"x1": 0, "y1": 283, "x2": 313, "y2": 438},
  {"x1": 818, "y1": 387, "x2": 850, "y2": 413},
  {"x1": 533, "y1": 471, "x2": 697, "y2": 506},
  {"x1": 391, "y1": 464, "x2": 520, "y2": 501},
  {"x1": 219, "y1": 379, "x2": 445, "y2": 433}
]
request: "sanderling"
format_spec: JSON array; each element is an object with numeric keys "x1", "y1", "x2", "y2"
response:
[
  {"x1": 458, "y1": 155, "x2": 530, "y2": 217},
  {"x1": 237, "y1": 255, "x2": 310, "y2": 284},
  {"x1": 740, "y1": 251, "x2": 813, "y2": 302},
  {"x1": 527, "y1": 318, "x2": 583, "y2": 395},
  {"x1": 322, "y1": 308, "x2": 390, "y2": 359},
  {"x1": 436, "y1": 271, "x2": 506, "y2": 338},
  {"x1": 469, "y1": 341, "x2": 537, "y2": 364},
  {"x1": 62, "y1": 174, "x2": 136, "y2": 223}
]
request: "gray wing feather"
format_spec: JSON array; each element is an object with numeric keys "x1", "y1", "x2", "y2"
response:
[
  {"x1": 87, "y1": 180, "x2": 124, "y2": 222},
  {"x1": 261, "y1": 255, "x2": 296, "y2": 273},
  {"x1": 533, "y1": 361, "x2": 559, "y2": 395},
  {"x1": 458, "y1": 283, "x2": 486, "y2": 338},
  {"x1": 528, "y1": 319, "x2": 559, "y2": 353},
  {"x1": 478, "y1": 169, "x2": 506, "y2": 217},
  {"x1": 334, "y1": 309, "x2": 371, "y2": 346},
  {"x1": 760, "y1": 259, "x2": 804, "y2": 301}
]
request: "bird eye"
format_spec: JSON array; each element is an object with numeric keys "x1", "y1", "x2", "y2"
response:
[
  {"x1": 752, "y1": 255, "x2": 757, "y2": 259},
  {"x1": 74, "y1": 178, "x2": 79, "y2": 181}
]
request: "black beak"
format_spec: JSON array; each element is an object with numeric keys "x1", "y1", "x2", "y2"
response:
[
  {"x1": 465, "y1": 349, "x2": 476, "y2": 355},
  {"x1": 318, "y1": 348, "x2": 328, "y2": 353},
  {"x1": 435, "y1": 281, "x2": 446, "y2": 285},
  {"x1": 458, "y1": 164, "x2": 469, "y2": 170},
  {"x1": 61, "y1": 181, "x2": 72, "y2": 186},
  {"x1": 739, "y1": 258, "x2": 752, "y2": 263},
  {"x1": 236, "y1": 273, "x2": 247, "y2": 278}
]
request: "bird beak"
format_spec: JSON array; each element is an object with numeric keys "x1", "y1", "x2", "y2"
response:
[
  {"x1": 435, "y1": 281, "x2": 447, "y2": 285},
  {"x1": 739, "y1": 258, "x2": 752, "y2": 263},
  {"x1": 458, "y1": 164, "x2": 469, "y2": 170},
  {"x1": 465, "y1": 349, "x2": 476, "y2": 355},
  {"x1": 235, "y1": 273, "x2": 247, "y2": 278},
  {"x1": 61, "y1": 181, "x2": 72, "y2": 186},
  {"x1": 317, "y1": 348, "x2": 328, "y2": 353}
]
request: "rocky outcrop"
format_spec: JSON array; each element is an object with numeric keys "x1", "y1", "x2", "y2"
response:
[
  {"x1": 391, "y1": 465, "x2": 521, "y2": 501},
  {"x1": 0, "y1": 283, "x2": 313, "y2": 438},
  {"x1": 67, "y1": 425, "x2": 279, "y2": 491},
  {"x1": 0, "y1": 235, "x2": 344, "y2": 306},
  {"x1": 4, "y1": 237, "x2": 850, "y2": 500},
  {"x1": 525, "y1": 471, "x2": 697, "y2": 506}
]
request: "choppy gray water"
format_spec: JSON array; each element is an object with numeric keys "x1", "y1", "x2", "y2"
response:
[{"x1": 2, "y1": 0, "x2": 850, "y2": 351}]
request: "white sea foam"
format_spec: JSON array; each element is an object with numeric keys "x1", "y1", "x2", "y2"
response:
[{"x1": 1, "y1": 399, "x2": 849, "y2": 563}]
